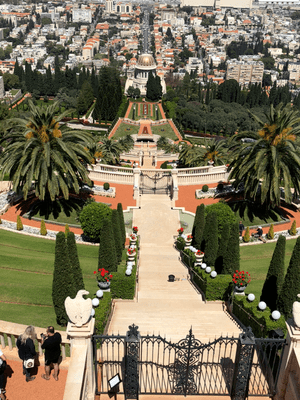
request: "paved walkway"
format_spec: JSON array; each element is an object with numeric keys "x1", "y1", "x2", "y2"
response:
[{"x1": 108, "y1": 194, "x2": 241, "y2": 342}]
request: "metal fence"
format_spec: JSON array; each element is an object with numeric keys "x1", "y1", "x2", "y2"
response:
[{"x1": 93, "y1": 325, "x2": 286, "y2": 399}]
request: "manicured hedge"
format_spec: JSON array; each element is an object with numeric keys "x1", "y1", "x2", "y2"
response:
[
  {"x1": 233, "y1": 296, "x2": 287, "y2": 338},
  {"x1": 94, "y1": 292, "x2": 112, "y2": 335},
  {"x1": 176, "y1": 236, "x2": 185, "y2": 251},
  {"x1": 181, "y1": 249, "x2": 196, "y2": 268},
  {"x1": 110, "y1": 264, "x2": 137, "y2": 299},
  {"x1": 193, "y1": 267, "x2": 233, "y2": 301}
]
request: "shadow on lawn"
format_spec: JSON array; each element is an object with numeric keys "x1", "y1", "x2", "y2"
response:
[
  {"x1": 228, "y1": 200, "x2": 294, "y2": 223},
  {"x1": 15, "y1": 192, "x2": 91, "y2": 220}
]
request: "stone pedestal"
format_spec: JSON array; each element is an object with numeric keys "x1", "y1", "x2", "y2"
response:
[
  {"x1": 171, "y1": 168, "x2": 179, "y2": 201},
  {"x1": 275, "y1": 319, "x2": 300, "y2": 400},
  {"x1": 63, "y1": 318, "x2": 95, "y2": 400}
]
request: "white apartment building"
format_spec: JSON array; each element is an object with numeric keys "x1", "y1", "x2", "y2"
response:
[
  {"x1": 72, "y1": 8, "x2": 92, "y2": 23},
  {"x1": 226, "y1": 59, "x2": 264, "y2": 85}
]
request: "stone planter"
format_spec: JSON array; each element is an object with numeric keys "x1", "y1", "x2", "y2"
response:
[
  {"x1": 98, "y1": 281, "x2": 111, "y2": 290},
  {"x1": 195, "y1": 254, "x2": 204, "y2": 262},
  {"x1": 127, "y1": 253, "x2": 136, "y2": 261},
  {"x1": 185, "y1": 239, "x2": 192, "y2": 247},
  {"x1": 234, "y1": 285, "x2": 247, "y2": 295}
]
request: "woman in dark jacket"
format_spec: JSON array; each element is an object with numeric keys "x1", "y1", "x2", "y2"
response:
[{"x1": 16, "y1": 325, "x2": 36, "y2": 382}]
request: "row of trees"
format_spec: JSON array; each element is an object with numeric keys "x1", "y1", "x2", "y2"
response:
[
  {"x1": 261, "y1": 235, "x2": 300, "y2": 320},
  {"x1": 191, "y1": 203, "x2": 239, "y2": 275}
]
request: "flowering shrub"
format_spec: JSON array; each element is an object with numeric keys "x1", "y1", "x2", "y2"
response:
[
  {"x1": 196, "y1": 250, "x2": 204, "y2": 256},
  {"x1": 232, "y1": 270, "x2": 251, "y2": 287},
  {"x1": 133, "y1": 226, "x2": 138, "y2": 233},
  {"x1": 127, "y1": 248, "x2": 136, "y2": 255},
  {"x1": 95, "y1": 268, "x2": 113, "y2": 282},
  {"x1": 186, "y1": 234, "x2": 193, "y2": 240},
  {"x1": 177, "y1": 228, "x2": 184, "y2": 235},
  {"x1": 130, "y1": 233, "x2": 137, "y2": 240}
]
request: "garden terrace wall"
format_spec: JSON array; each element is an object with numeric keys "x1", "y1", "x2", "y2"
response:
[
  {"x1": 177, "y1": 165, "x2": 229, "y2": 186},
  {"x1": 88, "y1": 164, "x2": 134, "y2": 185}
]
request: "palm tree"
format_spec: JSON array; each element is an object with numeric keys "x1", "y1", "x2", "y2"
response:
[
  {"x1": 179, "y1": 139, "x2": 226, "y2": 167},
  {"x1": 0, "y1": 100, "x2": 93, "y2": 202},
  {"x1": 229, "y1": 103, "x2": 300, "y2": 207},
  {"x1": 97, "y1": 138, "x2": 123, "y2": 165}
]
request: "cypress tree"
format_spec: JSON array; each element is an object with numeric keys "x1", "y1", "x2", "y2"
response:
[
  {"x1": 67, "y1": 232, "x2": 85, "y2": 293},
  {"x1": 192, "y1": 204, "x2": 205, "y2": 249},
  {"x1": 202, "y1": 212, "x2": 218, "y2": 266},
  {"x1": 260, "y1": 235, "x2": 285, "y2": 311},
  {"x1": 98, "y1": 218, "x2": 118, "y2": 272},
  {"x1": 222, "y1": 222, "x2": 240, "y2": 275},
  {"x1": 117, "y1": 203, "x2": 126, "y2": 247},
  {"x1": 215, "y1": 223, "x2": 230, "y2": 274},
  {"x1": 278, "y1": 236, "x2": 300, "y2": 319},
  {"x1": 112, "y1": 209, "x2": 123, "y2": 263},
  {"x1": 52, "y1": 232, "x2": 76, "y2": 325}
]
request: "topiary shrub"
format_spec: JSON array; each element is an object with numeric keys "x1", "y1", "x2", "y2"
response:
[
  {"x1": 205, "y1": 202, "x2": 236, "y2": 238},
  {"x1": 192, "y1": 204, "x2": 205, "y2": 249},
  {"x1": 160, "y1": 161, "x2": 169, "y2": 169},
  {"x1": 222, "y1": 222, "x2": 240, "y2": 275},
  {"x1": 117, "y1": 203, "x2": 126, "y2": 247},
  {"x1": 98, "y1": 218, "x2": 118, "y2": 272},
  {"x1": 278, "y1": 236, "x2": 300, "y2": 319},
  {"x1": 40, "y1": 219, "x2": 47, "y2": 236},
  {"x1": 79, "y1": 202, "x2": 112, "y2": 241},
  {"x1": 112, "y1": 209, "x2": 123, "y2": 263},
  {"x1": 0, "y1": 218, "x2": 2, "y2": 224},
  {"x1": 67, "y1": 231, "x2": 85, "y2": 293},
  {"x1": 261, "y1": 235, "x2": 285, "y2": 311},
  {"x1": 202, "y1": 212, "x2": 218, "y2": 266},
  {"x1": 233, "y1": 296, "x2": 287, "y2": 338},
  {"x1": 267, "y1": 224, "x2": 274, "y2": 240},
  {"x1": 289, "y1": 220, "x2": 297, "y2": 236},
  {"x1": 17, "y1": 215, "x2": 23, "y2": 231},
  {"x1": 215, "y1": 223, "x2": 230, "y2": 273},
  {"x1": 65, "y1": 224, "x2": 70, "y2": 237},
  {"x1": 52, "y1": 232, "x2": 76, "y2": 326},
  {"x1": 243, "y1": 226, "x2": 250, "y2": 243},
  {"x1": 103, "y1": 182, "x2": 110, "y2": 191},
  {"x1": 202, "y1": 184, "x2": 209, "y2": 192}
]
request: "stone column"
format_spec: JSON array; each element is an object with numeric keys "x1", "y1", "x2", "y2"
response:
[
  {"x1": 275, "y1": 320, "x2": 300, "y2": 400},
  {"x1": 133, "y1": 167, "x2": 140, "y2": 200},
  {"x1": 171, "y1": 168, "x2": 179, "y2": 201},
  {"x1": 64, "y1": 318, "x2": 95, "y2": 400}
]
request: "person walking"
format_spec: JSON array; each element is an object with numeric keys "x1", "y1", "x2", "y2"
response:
[
  {"x1": 0, "y1": 350, "x2": 7, "y2": 400},
  {"x1": 41, "y1": 326, "x2": 62, "y2": 381},
  {"x1": 16, "y1": 325, "x2": 36, "y2": 382}
]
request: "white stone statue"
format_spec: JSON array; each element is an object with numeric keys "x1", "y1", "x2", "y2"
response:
[
  {"x1": 64, "y1": 290, "x2": 93, "y2": 327},
  {"x1": 293, "y1": 294, "x2": 300, "y2": 330}
]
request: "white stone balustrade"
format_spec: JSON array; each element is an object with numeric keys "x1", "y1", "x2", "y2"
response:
[{"x1": 0, "y1": 320, "x2": 69, "y2": 360}]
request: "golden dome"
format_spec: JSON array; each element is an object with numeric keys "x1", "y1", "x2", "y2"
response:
[{"x1": 137, "y1": 53, "x2": 156, "y2": 67}]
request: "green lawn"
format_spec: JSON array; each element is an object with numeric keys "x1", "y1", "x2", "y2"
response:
[
  {"x1": 240, "y1": 238, "x2": 296, "y2": 299},
  {"x1": 151, "y1": 123, "x2": 178, "y2": 141},
  {"x1": 0, "y1": 230, "x2": 99, "y2": 330},
  {"x1": 113, "y1": 122, "x2": 139, "y2": 139}
]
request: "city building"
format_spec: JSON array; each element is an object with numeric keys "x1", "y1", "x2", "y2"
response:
[{"x1": 226, "y1": 59, "x2": 264, "y2": 85}]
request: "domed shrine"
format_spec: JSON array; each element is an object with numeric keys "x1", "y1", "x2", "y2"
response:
[{"x1": 125, "y1": 53, "x2": 166, "y2": 97}]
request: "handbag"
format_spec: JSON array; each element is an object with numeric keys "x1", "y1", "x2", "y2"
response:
[{"x1": 24, "y1": 358, "x2": 34, "y2": 368}]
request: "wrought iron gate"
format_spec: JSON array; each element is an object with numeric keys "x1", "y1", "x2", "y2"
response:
[
  {"x1": 140, "y1": 171, "x2": 172, "y2": 195},
  {"x1": 93, "y1": 325, "x2": 286, "y2": 398}
]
